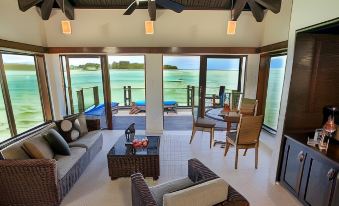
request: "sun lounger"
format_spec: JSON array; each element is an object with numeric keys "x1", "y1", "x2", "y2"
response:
[
  {"x1": 84, "y1": 102, "x2": 119, "y2": 117},
  {"x1": 135, "y1": 100, "x2": 178, "y2": 113}
]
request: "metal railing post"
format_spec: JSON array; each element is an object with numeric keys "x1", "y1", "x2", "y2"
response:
[
  {"x1": 77, "y1": 89, "x2": 84, "y2": 113},
  {"x1": 93, "y1": 86, "x2": 99, "y2": 106}
]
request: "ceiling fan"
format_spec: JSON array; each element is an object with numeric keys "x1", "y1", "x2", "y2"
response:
[
  {"x1": 232, "y1": 0, "x2": 282, "y2": 22},
  {"x1": 17, "y1": 0, "x2": 74, "y2": 20},
  {"x1": 123, "y1": 0, "x2": 185, "y2": 21}
]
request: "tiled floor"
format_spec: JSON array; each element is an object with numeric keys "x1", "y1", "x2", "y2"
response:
[{"x1": 61, "y1": 130, "x2": 302, "y2": 206}]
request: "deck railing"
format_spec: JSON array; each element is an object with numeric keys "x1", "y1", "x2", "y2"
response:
[{"x1": 76, "y1": 85, "x2": 242, "y2": 112}]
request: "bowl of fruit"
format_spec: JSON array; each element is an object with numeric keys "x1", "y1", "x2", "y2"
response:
[{"x1": 132, "y1": 138, "x2": 149, "y2": 149}]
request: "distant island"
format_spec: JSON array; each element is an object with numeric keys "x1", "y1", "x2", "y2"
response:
[
  {"x1": 70, "y1": 61, "x2": 178, "y2": 70},
  {"x1": 4, "y1": 63, "x2": 35, "y2": 71},
  {"x1": 4, "y1": 62, "x2": 180, "y2": 72}
]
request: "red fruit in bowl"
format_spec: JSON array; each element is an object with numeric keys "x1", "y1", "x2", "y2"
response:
[{"x1": 142, "y1": 141, "x2": 148, "y2": 147}]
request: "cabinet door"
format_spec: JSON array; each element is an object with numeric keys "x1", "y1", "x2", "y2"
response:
[
  {"x1": 331, "y1": 174, "x2": 339, "y2": 206},
  {"x1": 299, "y1": 154, "x2": 337, "y2": 206},
  {"x1": 280, "y1": 139, "x2": 307, "y2": 196}
]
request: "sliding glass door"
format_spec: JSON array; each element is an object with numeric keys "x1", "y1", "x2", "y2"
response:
[
  {"x1": 203, "y1": 56, "x2": 244, "y2": 111},
  {"x1": 263, "y1": 55, "x2": 287, "y2": 130},
  {"x1": 108, "y1": 55, "x2": 146, "y2": 130}
]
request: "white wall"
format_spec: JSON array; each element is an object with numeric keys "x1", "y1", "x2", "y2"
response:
[
  {"x1": 270, "y1": 0, "x2": 339, "y2": 182},
  {"x1": 44, "y1": 54, "x2": 66, "y2": 120},
  {"x1": 145, "y1": 54, "x2": 163, "y2": 134},
  {"x1": 0, "y1": 0, "x2": 45, "y2": 46},
  {"x1": 42, "y1": 9, "x2": 264, "y2": 47},
  {"x1": 244, "y1": 54, "x2": 260, "y2": 99},
  {"x1": 261, "y1": 0, "x2": 293, "y2": 46}
]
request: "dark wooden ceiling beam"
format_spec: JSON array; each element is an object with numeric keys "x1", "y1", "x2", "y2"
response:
[
  {"x1": 40, "y1": 0, "x2": 55, "y2": 20},
  {"x1": 255, "y1": 0, "x2": 281, "y2": 13},
  {"x1": 247, "y1": 0, "x2": 265, "y2": 22},
  {"x1": 232, "y1": 0, "x2": 247, "y2": 21},
  {"x1": 18, "y1": 0, "x2": 42, "y2": 11},
  {"x1": 56, "y1": 0, "x2": 75, "y2": 20}
]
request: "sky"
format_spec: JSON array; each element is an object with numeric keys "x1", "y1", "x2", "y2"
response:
[{"x1": 2, "y1": 54, "x2": 287, "y2": 70}]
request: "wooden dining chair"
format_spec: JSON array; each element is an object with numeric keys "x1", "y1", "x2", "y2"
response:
[
  {"x1": 189, "y1": 101, "x2": 216, "y2": 148},
  {"x1": 224, "y1": 115, "x2": 264, "y2": 169},
  {"x1": 238, "y1": 98, "x2": 258, "y2": 116}
]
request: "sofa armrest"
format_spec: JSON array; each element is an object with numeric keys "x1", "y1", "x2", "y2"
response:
[
  {"x1": 131, "y1": 173, "x2": 157, "y2": 206},
  {"x1": 86, "y1": 118, "x2": 100, "y2": 131},
  {"x1": 188, "y1": 158, "x2": 219, "y2": 183},
  {"x1": 0, "y1": 159, "x2": 59, "y2": 206},
  {"x1": 219, "y1": 186, "x2": 250, "y2": 206}
]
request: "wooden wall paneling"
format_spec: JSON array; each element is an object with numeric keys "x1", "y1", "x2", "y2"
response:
[
  {"x1": 256, "y1": 54, "x2": 270, "y2": 115},
  {"x1": 284, "y1": 33, "x2": 339, "y2": 133},
  {"x1": 35, "y1": 55, "x2": 53, "y2": 121},
  {"x1": 0, "y1": 39, "x2": 46, "y2": 53},
  {"x1": 101, "y1": 55, "x2": 113, "y2": 130}
]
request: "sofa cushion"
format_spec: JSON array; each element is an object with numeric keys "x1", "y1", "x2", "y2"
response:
[
  {"x1": 68, "y1": 131, "x2": 101, "y2": 149},
  {"x1": 78, "y1": 113, "x2": 88, "y2": 136},
  {"x1": 44, "y1": 129, "x2": 71, "y2": 155},
  {"x1": 149, "y1": 177, "x2": 195, "y2": 206},
  {"x1": 22, "y1": 135, "x2": 54, "y2": 159},
  {"x1": 56, "y1": 119, "x2": 80, "y2": 142},
  {"x1": 163, "y1": 178, "x2": 229, "y2": 206},
  {"x1": 55, "y1": 147, "x2": 86, "y2": 180}
]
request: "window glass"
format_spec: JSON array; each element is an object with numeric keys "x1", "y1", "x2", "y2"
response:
[
  {"x1": 3, "y1": 54, "x2": 44, "y2": 134},
  {"x1": 264, "y1": 55, "x2": 287, "y2": 130}
]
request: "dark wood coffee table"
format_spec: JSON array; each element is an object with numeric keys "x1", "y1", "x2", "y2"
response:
[{"x1": 107, "y1": 135, "x2": 160, "y2": 180}]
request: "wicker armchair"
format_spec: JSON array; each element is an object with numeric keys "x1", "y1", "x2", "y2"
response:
[
  {"x1": 131, "y1": 158, "x2": 249, "y2": 206},
  {"x1": 224, "y1": 115, "x2": 264, "y2": 169}
]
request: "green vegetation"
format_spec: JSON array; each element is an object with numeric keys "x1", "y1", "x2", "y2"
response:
[
  {"x1": 4, "y1": 63, "x2": 35, "y2": 71},
  {"x1": 71, "y1": 63, "x2": 100, "y2": 71},
  {"x1": 164, "y1": 65, "x2": 178, "y2": 70},
  {"x1": 111, "y1": 61, "x2": 144, "y2": 69}
]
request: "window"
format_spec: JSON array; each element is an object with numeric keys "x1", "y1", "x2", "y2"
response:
[
  {"x1": 63, "y1": 57, "x2": 104, "y2": 114},
  {"x1": 163, "y1": 56, "x2": 200, "y2": 106},
  {"x1": 0, "y1": 53, "x2": 47, "y2": 140},
  {"x1": 264, "y1": 55, "x2": 287, "y2": 130}
]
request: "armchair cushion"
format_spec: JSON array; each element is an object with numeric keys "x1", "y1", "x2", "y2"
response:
[
  {"x1": 163, "y1": 178, "x2": 229, "y2": 206},
  {"x1": 68, "y1": 131, "x2": 101, "y2": 149},
  {"x1": 149, "y1": 177, "x2": 195, "y2": 206}
]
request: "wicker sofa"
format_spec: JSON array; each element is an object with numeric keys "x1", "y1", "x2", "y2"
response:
[
  {"x1": 131, "y1": 158, "x2": 249, "y2": 206},
  {"x1": 0, "y1": 116, "x2": 102, "y2": 206}
]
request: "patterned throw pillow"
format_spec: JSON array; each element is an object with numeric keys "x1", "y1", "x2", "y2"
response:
[{"x1": 57, "y1": 119, "x2": 80, "y2": 142}]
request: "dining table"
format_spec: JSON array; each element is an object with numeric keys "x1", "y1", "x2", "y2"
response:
[{"x1": 205, "y1": 108, "x2": 241, "y2": 146}]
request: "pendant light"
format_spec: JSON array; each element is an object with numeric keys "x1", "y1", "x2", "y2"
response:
[{"x1": 61, "y1": 0, "x2": 72, "y2": 34}]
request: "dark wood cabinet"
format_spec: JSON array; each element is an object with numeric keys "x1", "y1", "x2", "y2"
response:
[
  {"x1": 280, "y1": 135, "x2": 339, "y2": 206},
  {"x1": 280, "y1": 138, "x2": 306, "y2": 196}
]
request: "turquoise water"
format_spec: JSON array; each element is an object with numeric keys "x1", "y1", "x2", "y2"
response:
[{"x1": 0, "y1": 67, "x2": 284, "y2": 141}]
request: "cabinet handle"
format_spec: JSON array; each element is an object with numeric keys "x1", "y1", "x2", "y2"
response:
[
  {"x1": 297, "y1": 151, "x2": 305, "y2": 162},
  {"x1": 327, "y1": 168, "x2": 336, "y2": 181}
]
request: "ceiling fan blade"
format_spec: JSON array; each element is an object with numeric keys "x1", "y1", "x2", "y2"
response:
[
  {"x1": 148, "y1": 0, "x2": 156, "y2": 21},
  {"x1": 40, "y1": 0, "x2": 54, "y2": 20},
  {"x1": 255, "y1": 0, "x2": 281, "y2": 13},
  {"x1": 18, "y1": 0, "x2": 42, "y2": 12},
  {"x1": 56, "y1": 0, "x2": 75, "y2": 20},
  {"x1": 123, "y1": 1, "x2": 138, "y2": 15},
  {"x1": 247, "y1": 0, "x2": 265, "y2": 22},
  {"x1": 232, "y1": 0, "x2": 247, "y2": 21},
  {"x1": 156, "y1": 0, "x2": 184, "y2": 13}
]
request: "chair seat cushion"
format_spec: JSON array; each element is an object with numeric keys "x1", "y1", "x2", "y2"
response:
[
  {"x1": 149, "y1": 177, "x2": 195, "y2": 206},
  {"x1": 55, "y1": 147, "x2": 86, "y2": 180},
  {"x1": 163, "y1": 178, "x2": 229, "y2": 206},
  {"x1": 68, "y1": 131, "x2": 101, "y2": 149},
  {"x1": 195, "y1": 118, "x2": 216, "y2": 128}
]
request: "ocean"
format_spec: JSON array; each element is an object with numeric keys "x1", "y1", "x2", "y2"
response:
[{"x1": 0, "y1": 69, "x2": 283, "y2": 141}]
